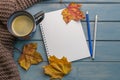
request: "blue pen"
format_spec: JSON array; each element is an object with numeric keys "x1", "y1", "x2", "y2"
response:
[{"x1": 86, "y1": 11, "x2": 93, "y2": 57}]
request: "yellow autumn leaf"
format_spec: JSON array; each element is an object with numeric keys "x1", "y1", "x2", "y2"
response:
[
  {"x1": 43, "y1": 56, "x2": 72, "y2": 79},
  {"x1": 18, "y1": 43, "x2": 43, "y2": 70},
  {"x1": 18, "y1": 54, "x2": 31, "y2": 70}
]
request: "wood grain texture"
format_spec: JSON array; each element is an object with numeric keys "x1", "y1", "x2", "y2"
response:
[
  {"x1": 13, "y1": 0, "x2": 120, "y2": 80},
  {"x1": 14, "y1": 41, "x2": 120, "y2": 61},
  {"x1": 82, "y1": 22, "x2": 120, "y2": 40},
  {"x1": 26, "y1": 3, "x2": 120, "y2": 21},
  {"x1": 14, "y1": 41, "x2": 48, "y2": 61},
  {"x1": 18, "y1": 22, "x2": 120, "y2": 41},
  {"x1": 12, "y1": 61, "x2": 120, "y2": 80}
]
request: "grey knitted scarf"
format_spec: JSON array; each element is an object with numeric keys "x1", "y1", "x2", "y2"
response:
[{"x1": 0, "y1": 0, "x2": 40, "y2": 80}]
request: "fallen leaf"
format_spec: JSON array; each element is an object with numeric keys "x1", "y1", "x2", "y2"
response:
[
  {"x1": 43, "y1": 56, "x2": 72, "y2": 79},
  {"x1": 18, "y1": 43, "x2": 43, "y2": 70},
  {"x1": 62, "y1": 2, "x2": 85, "y2": 23}
]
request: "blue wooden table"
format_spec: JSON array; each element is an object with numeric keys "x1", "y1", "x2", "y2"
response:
[{"x1": 13, "y1": 0, "x2": 120, "y2": 80}]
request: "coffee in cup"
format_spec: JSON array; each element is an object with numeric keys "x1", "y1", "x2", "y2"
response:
[
  {"x1": 12, "y1": 15, "x2": 34, "y2": 37},
  {"x1": 7, "y1": 10, "x2": 44, "y2": 39}
]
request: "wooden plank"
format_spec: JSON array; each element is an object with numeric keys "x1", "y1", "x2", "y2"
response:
[
  {"x1": 20, "y1": 22, "x2": 120, "y2": 41},
  {"x1": 14, "y1": 41, "x2": 48, "y2": 61},
  {"x1": 73, "y1": 41, "x2": 120, "y2": 61},
  {"x1": 69, "y1": 62, "x2": 120, "y2": 80},
  {"x1": 25, "y1": 3, "x2": 120, "y2": 40},
  {"x1": 82, "y1": 22, "x2": 120, "y2": 40},
  {"x1": 14, "y1": 41, "x2": 120, "y2": 61},
  {"x1": 13, "y1": 1, "x2": 120, "y2": 80},
  {"x1": 13, "y1": 61, "x2": 120, "y2": 80},
  {"x1": 27, "y1": 3, "x2": 120, "y2": 21},
  {"x1": 91, "y1": 41, "x2": 120, "y2": 61}
]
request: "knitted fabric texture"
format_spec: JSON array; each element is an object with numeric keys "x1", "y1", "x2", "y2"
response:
[
  {"x1": 0, "y1": 25, "x2": 15, "y2": 54},
  {"x1": 0, "y1": 0, "x2": 40, "y2": 25},
  {"x1": 0, "y1": 0, "x2": 40, "y2": 80}
]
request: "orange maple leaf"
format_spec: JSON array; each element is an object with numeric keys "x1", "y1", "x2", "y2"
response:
[{"x1": 62, "y1": 2, "x2": 85, "y2": 23}]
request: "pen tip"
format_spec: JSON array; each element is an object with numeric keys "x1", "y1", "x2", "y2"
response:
[
  {"x1": 92, "y1": 58, "x2": 94, "y2": 60},
  {"x1": 86, "y1": 11, "x2": 88, "y2": 14}
]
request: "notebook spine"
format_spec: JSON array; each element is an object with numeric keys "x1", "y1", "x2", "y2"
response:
[{"x1": 40, "y1": 23, "x2": 49, "y2": 56}]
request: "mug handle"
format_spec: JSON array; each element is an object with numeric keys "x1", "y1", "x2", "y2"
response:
[{"x1": 34, "y1": 11, "x2": 44, "y2": 25}]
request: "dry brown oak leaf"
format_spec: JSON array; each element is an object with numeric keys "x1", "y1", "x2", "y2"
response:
[
  {"x1": 43, "y1": 56, "x2": 72, "y2": 79},
  {"x1": 18, "y1": 43, "x2": 43, "y2": 70}
]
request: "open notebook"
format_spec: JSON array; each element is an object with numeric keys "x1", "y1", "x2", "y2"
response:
[{"x1": 39, "y1": 9, "x2": 90, "y2": 62}]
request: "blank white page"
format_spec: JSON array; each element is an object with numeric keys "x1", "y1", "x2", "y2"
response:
[{"x1": 40, "y1": 9, "x2": 90, "y2": 62}]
